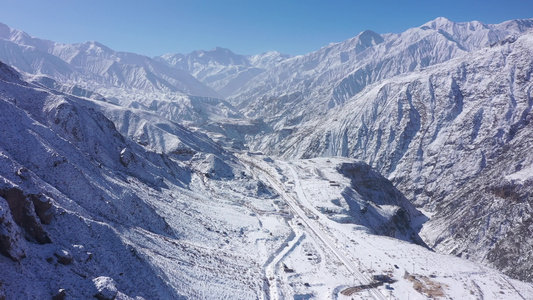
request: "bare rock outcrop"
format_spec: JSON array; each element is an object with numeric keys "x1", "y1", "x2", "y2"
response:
[
  {"x1": 0, "y1": 187, "x2": 52, "y2": 245},
  {"x1": 0, "y1": 196, "x2": 26, "y2": 261},
  {"x1": 54, "y1": 249, "x2": 74, "y2": 265},
  {"x1": 93, "y1": 276, "x2": 118, "y2": 300}
]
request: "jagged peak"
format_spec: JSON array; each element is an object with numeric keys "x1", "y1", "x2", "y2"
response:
[
  {"x1": 422, "y1": 17, "x2": 486, "y2": 31},
  {"x1": 190, "y1": 46, "x2": 238, "y2": 58},
  {"x1": 209, "y1": 46, "x2": 235, "y2": 55},
  {"x1": 423, "y1": 16, "x2": 455, "y2": 29},
  {"x1": 77, "y1": 41, "x2": 114, "y2": 53},
  {"x1": 356, "y1": 30, "x2": 384, "y2": 46},
  {"x1": 181, "y1": 46, "x2": 248, "y2": 66},
  {"x1": 500, "y1": 18, "x2": 533, "y2": 32},
  {"x1": 433, "y1": 16, "x2": 452, "y2": 23},
  {"x1": 421, "y1": 17, "x2": 496, "y2": 32},
  {"x1": 0, "y1": 22, "x2": 56, "y2": 51},
  {"x1": 156, "y1": 52, "x2": 184, "y2": 61},
  {"x1": 250, "y1": 50, "x2": 289, "y2": 59},
  {"x1": 248, "y1": 51, "x2": 290, "y2": 69}
]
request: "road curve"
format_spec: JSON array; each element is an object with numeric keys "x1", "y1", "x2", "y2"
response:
[
  {"x1": 279, "y1": 161, "x2": 387, "y2": 300},
  {"x1": 245, "y1": 155, "x2": 387, "y2": 300}
]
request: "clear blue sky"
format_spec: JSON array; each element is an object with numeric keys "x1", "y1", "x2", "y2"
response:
[{"x1": 1, "y1": 0, "x2": 532, "y2": 57}]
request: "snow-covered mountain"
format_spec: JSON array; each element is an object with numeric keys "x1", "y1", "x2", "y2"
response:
[
  {"x1": 0, "y1": 22, "x2": 218, "y2": 97},
  {"x1": 0, "y1": 60, "x2": 285, "y2": 299},
  {"x1": 0, "y1": 22, "x2": 250, "y2": 147},
  {"x1": 1, "y1": 16, "x2": 533, "y2": 299},
  {"x1": 156, "y1": 47, "x2": 289, "y2": 98},
  {"x1": 5, "y1": 60, "x2": 524, "y2": 299},
  {"x1": 261, "y1": 30, "x2": 533, "y2": 281},
  {"x1": 230, "y1": 18, "x2": 533, "y2": 122},
  {"x1": 230, "y1": 19, "x2": 533, "y2": 282}
]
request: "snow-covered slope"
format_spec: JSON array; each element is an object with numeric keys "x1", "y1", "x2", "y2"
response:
[
  {"x1": 0, "y1": 61, "x2": 289, "y2": 299},
  {"x1": 2, "y1": 59, "x2": 530, "y2": 299},
  {"x1": 420, "y1": 118, "x2": 533, "y2": 282},
  {"x1": 250, "y1": 28, "x2": 533, "y2": 282},
  {"x1": 230, "y1": 18, "x2": 533, "y2": 126},
  {"x1": 28, "y1": 74, "x2": 237, "y2": 158},
  {"x1": 238, "y1": 154, "x2": 533, "y2": 300}
]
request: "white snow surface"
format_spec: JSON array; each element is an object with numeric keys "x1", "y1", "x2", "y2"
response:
[
  {"x1": 505, "y1": 163, "x2": 533, "y2": 183},
  {"x1": 237, "y1": 155, "x2": 533, "y2": 300}
]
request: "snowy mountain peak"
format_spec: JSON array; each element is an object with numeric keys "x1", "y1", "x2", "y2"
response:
[
  {"x1": 420, "y1": 17, "x2": 497, "y2": 35},
  {"x1": 357, "y1": 29, "x2": 384, "y2": 44},
  {"x1": 0, "y1": 23, "x2": 220, "y2": 97},
  {"x1": 501, "y1": 18, "x2": 533, "y2": 32},
  {"x1": 190, "y1": 46, "x2": 248, "y2": 66},
  {"x1": 155, "y1": 47, "x2": 291, "y2": 97},
  {"x1": 0, "y1": 22, "x2": 55, "y2": 50},
  {"x1": 249, "y1": 50, "x2": 290, "y2": 68},
  {"x1": 0, "y1": 22, "x2": 11, "y2": 39},
  {"x1": 210, "y1": 46, "x2": 235, "y2": 54},
  {"x1": 355, "y1": 29, "x2": 384, "y2": 52},
  {"x1": 157, "y1": 47, "x2": 248, "y2": 69},
  {"x1": 423, "y1": 16, "x2": 455, "y2": 29},
  {"x1": 79, "y1": 40, "x2": 113, "y2": 52}
]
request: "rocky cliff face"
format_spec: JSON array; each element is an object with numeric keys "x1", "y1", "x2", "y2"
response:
[
  {"x1": 335, "y1": 160, "x2": 426, "y2": 243},
  {"x1": 230, "y1": 18, "x2": 533, "y2": 123},
  {"x1": 421, "y1": 118, "x2": 533, "y2": 282},
  {"x1": 253, "y1": 29, "x2": 533, "y2": 281}
]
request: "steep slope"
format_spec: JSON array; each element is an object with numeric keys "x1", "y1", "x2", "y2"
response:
[
  {"x1": 421, "y1": 119, "x2": 533, "y2": 282},
  {"x1": 223, "y1": 19, "x2": 533, "y2": 283},
  {"x1": 261, "y1": 31, "x2": 533, "y2": 281},
  {"x1": 231, "y1": 18, "x2": 533, "y2": 130},
  {"x1": 286, "y1": 157, "x2": 426, "y2": 243},
  {"x1": 0, "y1": 61, "x2": 182, "y2": 299},
  {"x1": 28, "y1": 74, "x2": 234, "y2": 158},
  {"x1": 0, "y1": 61, "x2": 293, "y2": 299},
  {"x1": 28, "y1": 74, "x2": 250, "y2": 151}
]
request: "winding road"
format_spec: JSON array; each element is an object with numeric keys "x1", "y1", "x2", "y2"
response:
[{"x1": 242, "y1": 154, "x2": 387, "y2": 300}]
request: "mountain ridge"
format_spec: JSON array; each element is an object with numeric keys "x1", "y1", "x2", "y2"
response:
[{"x1": 0, "y1": 22, "x2": 220, "y2": 98}]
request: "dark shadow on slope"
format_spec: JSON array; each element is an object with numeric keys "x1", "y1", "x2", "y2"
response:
[{"x1": 337, "y1": 162, "x2": 429, "y2": 246}]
